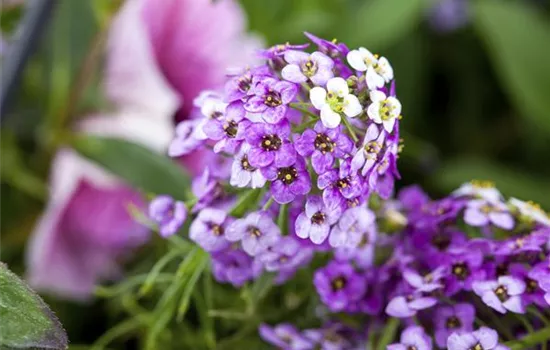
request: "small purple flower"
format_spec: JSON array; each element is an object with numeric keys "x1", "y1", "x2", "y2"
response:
[
  {"x1": 294, "y1": 122, "x2": 352, "y2": 174},
  {"x1": 385, "y1": 292, "x2": 438, "y2": 318},
  {"x1": 148, "y1": 195, "x2": 187, "y2": 237},
  {"x1": 334, "y1": 224, "x2": 377, "y2": 268},
  {"x1": 191, "y1": 168, "x2": 228, "y2": 213},
  {"x1": 168, "y1": 120, "x2": 203, "y2": 157},
  {"x1": 313, "y1": 260, "x2": 366, "y2": 312},
  {"x1": 245, "y1": 120, "x2": 296, "y2": 168},
  {"x1": 211, "y1": 249, "x2": 262, "y2": 287},
  {"x1": 189, "y1": 208, "x2": 232, "y2": 252},
  {"x1": 473, "y1": 275, "x2": 526, "y2": 314},
  {"x1": 368, "y1": 150, "x2": 399, "y2": 199},
  {"x1": 464, "y1": 199, "x2": 514, "y2": 230},
  {"x1": 329, "y1": 206, "x2": 375, "y2": 248},
  {"x1": 281, "y1": 50, "x2": 334, "y2": 86},
  {"x1": 403, "y1": 267, "x2": 445, "y2": 293},
  {"x1": 444, "y1": 247, "x2": 486, "y2": 295},
  {"x1": 295, "y1": 195, "x2": 341, "y2": 244},
  {"x1": 262, "y1": 157, "x2": 311, "y2": 204},
  {"x1": 224, "y1": 65, "x2": 271, "y2": 102},
  {"x1": 203, "y1": 102, "x2": 249, "y2": 153},
  {"x1": 259, "y1": 42, "x2": 310, "y2": 60},
  {"x1": 509, "y1": 263, "x2": 547, "y2": 308},
  {"x1": 351, "y1": 124, "x2": 386, "y2": 176},
  {"x1": 447, "y1": 327, "x2": 509, "y2": 350},
  {"x1": 398, "y1": 185, "x2": 430, "y2": 211},
  {"x1": 302, "y1": 323, "x2": 357, "y2": 349},
  {"x1": 387, "y1": 326, "x2": 432, "y2": 350},
  {"x1": 259, "y1": 323, "x2": 313, "y2": 350},
  {"x1": 494, "y1": 230, "x2": 548, "y2": 256},
  {"x1": 259, "y1": 236, "x2": 312, "y2": 272},
  {"x1": 225, "y1": 211, "x2": 280, "y2": 256},
  {"x1": 434, "y1": 303, "x2": 476, "y2": 347},
  {"x1": 229, "y1": 143, "x2": 267, "y2": 188},
  {"x1": 244, "y1": 77, "x2": 298, "y2": 124},
  {"x1": 318, "y1": 160, "x2": 363, "y2": 206}
]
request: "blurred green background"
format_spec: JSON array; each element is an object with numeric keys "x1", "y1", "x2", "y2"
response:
[{"x1": 1, "y1": 0, "x2": 550, "y2": 346}]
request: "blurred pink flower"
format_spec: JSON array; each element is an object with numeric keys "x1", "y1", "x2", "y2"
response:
[{"x1": 26, "y1": 0, "x2": 261, "y2": 300}]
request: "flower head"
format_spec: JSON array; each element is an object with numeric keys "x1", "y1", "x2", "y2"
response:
[
  {"x1": 262, "y1": 157, "x2": 311, "y2": 204},
  {"x1": 313, "y1": 260, "x2": 366, "y2": 312},
  {"x1": 148, "y1": 195, "x2": 187, "y2": 237},
  {"x1": 245, "y1": 120, "x2": 296, "y2": 168},
  {"x1": 244, "y1": 77, "x2": 298, "y2": 124},
  {"x1": 225, "y1": 211, "x2": 280, "y2": 256},
  {"x1": 464, "y1": 199, "x2": 514, "y2": 230},
  {"x1": 310, "y1": 77, "x2": 362, "y2": 128},
  {"x1": 230, "y1": 143, "x2": 267, "y2": 188},
  {"x1": 447, "y1": 327, "x2": 508, "y2": 350},
  {"x1": 473, "y1": 275, "x2": 526, "y2": 314},
  {"x1": 295, "y1": 195, "x2": 342, "y2": 244},
  {"x1": 189, "y1": 208, "x2": 232, "y2": 252},
  {"x1": 387, "y1": 326, "x2": 432, "y2": 350},
  {"x1": 367, "y1": 90, "x2": 401, "y2": 133},
  {"x1": 434, "y1": 303, "x2": 476, "y2": 347},
  {"x1": 346, "y1": 47, "x2": 393, "y2": 90},
  {"x1": 282, "y1": 50, "x2": 334, "y2": 86}
]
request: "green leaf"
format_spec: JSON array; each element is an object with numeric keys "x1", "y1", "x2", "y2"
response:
[
  {"x1": 72, "y1": 135, "x2": 193, "y2": 201},
  {"x1": 0, "y1": 263, "x2": 68, "y2": 349},
  {"x1": 473, "y1": 0, "x2": 550, "y2": 133},
  {"x1": 375, "y1": 317, "x2": 400, "y2": 350},
  {"x1": 229, "y1": 189, "x2": 263, "y2": 217},
  {"x1": 343, "y1": 0, "x2": 429, "y2": 50}
]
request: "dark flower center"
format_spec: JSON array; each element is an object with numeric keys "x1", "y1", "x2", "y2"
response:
[
  {"x1": 347, "y1": 198, "x2": 360, "y2": 208},
  {"x1": 496, "y1": 263, "x2": 509, "y2": 277},
  {"x1": 452, "y1": 262, "x2": 469, "y2": 280},
  {"x1": 526, "y1": 278, "x2": 539, "y2": 293},
  {"x1": 407, "y1": 347, "x2": 417, "y2": 350},
  {"x1": 336, "y1": 177, "x2": 351, "y2": 190},
  {"x1": 277, "y1": 166, "x2": 298, "y2": 185},
  {"x1": 331, "y1": 276, "x2": 346, "y2": 291},
  {"x1": 261, "y1": 134, "x2": 282, "y2": 151},
  {"x1": 471, "y1": 343, "x2": 484, "y2": 350},
  {"x1": 494, "y1": 285, "x2": 509, "y2": 302},
  {"x1": 209, "y1": 223, "x2": 224, "y2": 236},
  {"x1": 300, "y1": 59, "x2": 318, "y2": 77},
  {"x1": 446, "y1": 316, "x2": 462, "y2": 329},
  {"x1": 314, "y1": 133, "x2": 335, "y2": 154},
  {"x1": 264, "y1": 90, "x2": 282, "y2": 107},
  {"x1": 223, "y1": 120, "x2": 238, "y2": 138},
  {"x1": 358, "y1": 234, "x2": 370, "y2": 248},
  {"x1": 240, "y1": 155, "x2": 255, "y2": 171},
  {"x1": 211, "y1": 111, "x2": 224, "y2": 119},
  {"x1": 280, "y1": 334, "x2": 292, "y2": 344},
  {"x1": 364, "y1": 141, "x2": 381, "y2": 156},
  {"x1": 431, "y1": 233, "x2": 451, "y2": 251},
  {"x1": 311, "y1": 211, "x2": 326, "y2": 225},
  {"x1": 248, "y1": 226, "x2": 262, "y2": 238},
  {"x1": 237, "y1": 75, "x2": 252, "y2": 93}
]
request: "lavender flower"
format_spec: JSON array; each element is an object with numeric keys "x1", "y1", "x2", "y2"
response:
[
  {"x1": 464, "y1": 199, "x2": 514, "y2": 230},
  {"x1": 385, "y1": 293, "x2": 438, "y2": 318},
  {"x1": 403, "y1": 267, "x2": 445, "y2": 293},
  {"x1": 444, "y1": 247, "x2": 486, "y2": 295},
  {"x1": 244, "y1": 77, "x2": 298, "y2": 124},
  {"x1": 189, "y1": 208, "x2": 232, "y2": 252},
  {"x1": 473, "y1": 275, "x2": 526, "y2": 314},
  {"x1": 225, "y1": 211, "x2": 280, "y2": 256},
  {"x1": 148, "y1": 195, "x2": 187, "y2": 237},
  {"x1": 281, "y1": 50, "x2": 334, "y2": 86},
  {"x1": 245, "y1": 120, "x2": 296, "y2": 168},
  {"x1": 310, "y1": 77, "x2": 362, "y2": 128},
  {"x1": 305, "y1": 32, "x2": 349, "y2": 58},
  {"x1": 259, "y1": 323, "x2": 313, "y2": 350},
  {"x1": 387, "y1": 326, "x2": 432, "y2": 350},
  {"x1": 295, "y1": 195, "x2": 341, "y2": 244},
  {"x1": 313, "y1": 261, "x2": 366, "y2": 312},
  {"x1": 318, "y1": 160, "x2": 363, "y2": 207},
  {"x1": 452, "y1": 181, "x2": 503, "y2": 203},
  {"x1": 294, "y1": 122, "x2": 353, "y2": 174},
  {"x1": 447, "y1": 327, "x2": 509, "y2": 350},
  {"x1": 262, "y1": 157, "x2": 311, "y2": 204},
  {"x1": 168, "y1": 120, "x2": 203, "y2": 157},
  {"x1": 434, "y1": 303, "x2": 475, "y2": 347},
  {"x1": 230, "y1": 143, "x2": 267, "y2": 188},
  {"x1": 351, "y1": 123, "x2": 386, "y2": 176},
  {"x1": 224, "y1": 65, "x2": 271, "y2": 102},
  {"x1": 211, "y1": 249, "x2": 262, "y2": 286},
  {"x1": 203, "y1": 102, "x2": 248, "y2": 153},
  {"x1": 191, "y1": 168, "x2": 227, "y2": 212},
  {"x1": 334, "y1": 224, "x2": 377, "y2": 268},
  {"x1": 508, "y1": 263, "x2": 548, "y2": 308}
]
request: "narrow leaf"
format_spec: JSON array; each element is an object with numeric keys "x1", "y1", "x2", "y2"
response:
[
  {"x1": 229, "y1": 188, "x2": 262, "y2": 217},
  {"x1": 0, "y1": 263, "x2": 68, "y2": 349},
  {"x1": 72, "y1": 135, "x2": 193, "y2": 201},
  {"x1": 375, "y1": 317, "x2": 400, "y2": 350}
]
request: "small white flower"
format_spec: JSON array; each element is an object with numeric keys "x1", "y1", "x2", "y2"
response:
[
  {"x1": 347, "y1": 47, "x2": 394, "y2": 90},
  {"x1": 309, "y1": 77, "x2": 362, "y2": 129},
  {"x1": 452, "y1": 181, "x2": 503, "y2": 203},
  {"x1": 366, "y1": 90, "x2": 401, "y2": 133},
  {"x1": 509, "y1": 198, "x2": 550, "y2": 226}
]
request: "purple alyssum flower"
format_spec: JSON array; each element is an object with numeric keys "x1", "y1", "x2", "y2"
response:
[
  {"x1": 203, "y1": 102, "x2": 249, "y2": 153},
  {"x1": 385, "y1": 292, "x2": 438, "y2": 318},
  {"x1": 244, "y1": 77, "x2": 298, "y2": 124},
  {"x1": 329, "y1": 206, "x2": 375, "y2": 248},
  {"x1": 334, "y1": 223, "x2": 377, "y2": 268},
  {"x1": 168, "y1": 120, "x2": 203, "y2": 157},
  {"x1": 464, "y1": 199, "x2": 514, "y2": 230},
  {"x1": 281, "y1": 50, "x2": 334, "y2": 86},
  {"x1": 148, "y1": 195, "x2": 187, "y2": 237},
  {"x1": 387, "y1": 326, "x2": 432, "y2": 350},
  {"x1": 434, "y1": 303, "x2": 476, "y2": 347},
  {"x1": 318, "y1": 160, "x2": 363, "y2": 207},
  {"x1": 447, "y1": 327, "x2": 509, "y2": 350},
  {"x1": 245, "y1": 120, "x2": 296, "y2": 168},
  {"x1": 294, "y1": 122, "x2": 353, "y2": 174},
  {"x1": 211, "y1": 249, "x2": 262, "y2": 286},
  {"x1": 313, "y1": 260, "x2": 366, "y2": 312},
  {"x1": 351, "y1": 123, "x2": 386, "y2": 176},
  {"x1": 259, "y1": 236, "x2": 313, "y2": 273},
  {"x1": 295, "y1": 195, "x2": 341, "y2": 244},
  {"x1": 191, "y1": 168, "x2": 228, "y2": 213},
  {"x1": 189, "y1": 207, "x2": 232, "y2": 252},
  {"x1": 224, "y1": 65, "x2": 271, "y2": 102},
  {"x1": 225, "y1": 211, "x2": 280, "y2": 256},
  {"x1": 473, "y1": 275, "x2": 526, "y2": 314},
  {"x1": 403, "y1": 267, "x2": 445, "y2": 293},
  {"x1": 230, "y1": 143, "x2": 267, "y2": 188},
  {"x1": 444, "y1": 246, "x2": 486, "y2": 295},
  {"x1": 262, "y1": 157, "x2": 311, "y2": 204},
  {"x1": 259, "y1": 323, "x2": 313, "y2": 350},
  {"x1": 508, "y1": 263, "x2": 547, "y2": 308}
]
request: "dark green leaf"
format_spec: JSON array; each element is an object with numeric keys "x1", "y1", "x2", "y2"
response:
[
  {"x1": 72, "y1": 135, "x2": 193, "y2": 201},
  {"x1": 473, "y1": 0, "x2": 550, "y2": 133},
  {"x1": 0, "y1": 263, "x2": 68, "y2": 349},
  {"x1": 343, "y1": 0, "x2": 428, "y2": 49},
  {"x1": 375, "y1": 317, "x2": 400, "y2": 350},
  {"x1": 229, "y1": 189, "x2": 263, "y2": 217}
]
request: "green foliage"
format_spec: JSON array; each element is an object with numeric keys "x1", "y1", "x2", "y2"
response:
[
  {"x1": 72, "y1": 135, "x2": 193, "y2": 201},
  {"x1": 0, "y1": 263, "x2": 68, "y2": 349},
  {"x1": 473, "y1": 0, "x2": 550, "y2": 134}
]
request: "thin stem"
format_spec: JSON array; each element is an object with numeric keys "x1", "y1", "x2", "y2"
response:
[
  {"x1": 262, "y1": 197, "x2": 274, "y2": 211},
  {"x1": 341, "y1": 116, "x2": 359, "y2": 142},
  {"x1": 504, "y1": 325, "x2": 550, "y2": 350},
  {"x1": 289, "y1": 103, "x2": 319, "y2": 119},
  {"x1": 294, "y1": 119, "x2": 317, "y2": 133},
  {"x1": 528, "y1": 307, "x2": 550, "y2": 327},
  {"x1": 515, "y1": 314, "x2": 534, "y2": 333}
]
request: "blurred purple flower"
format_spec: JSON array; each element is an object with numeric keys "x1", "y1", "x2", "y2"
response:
[
  {"x1": 148, "y1": 195, "x2": 187, "y2": 237},
  {"x1": 434, "y1": 303, "x2": 475, "y2": 347},
  {"x1": 447, "y1": 327, "x2": 509, "y2": 350},
  {"x1": 473, "y1": 275, "x2": 526, "y2": 314},
  {"x1": 388, "y1": 326, "x2": 432, "y2": 350}
]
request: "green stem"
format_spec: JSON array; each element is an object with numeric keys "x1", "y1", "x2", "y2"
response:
[
  {"x1": 515, "y1": 314, "x2": 534, "y2": 333},
  {"x1": 262, "y1": 197, "x2": 274, "y2": 211},
  {"x1": 505, "y1": 325, "x2": 550, "y2": 350},
  {"x1": 289, "y1": 103, "x2": 319, "y2": 119},
  {"x1": 528, "y1": 307, "x2": 550, "y2": 327},
  {"x1": 341, "y1": 116, "x2": 359, "y2": 142}
]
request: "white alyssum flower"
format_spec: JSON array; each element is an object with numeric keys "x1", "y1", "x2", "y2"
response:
[
  {"x1": 347, "y1": 47, "x2": 393, "y2": 90},
  {"x1": 309, "y1": 77, "x2": 362, "y2": 129},
  {"x1": 367, "y1": 90, "x2": 401, "y2": 133},
  {"x1": 452, "y1": 181, "x2": 503, "y2": 203},
  {"x1": 509, "y1": 198, "x2": 550, "y2": 226}
]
